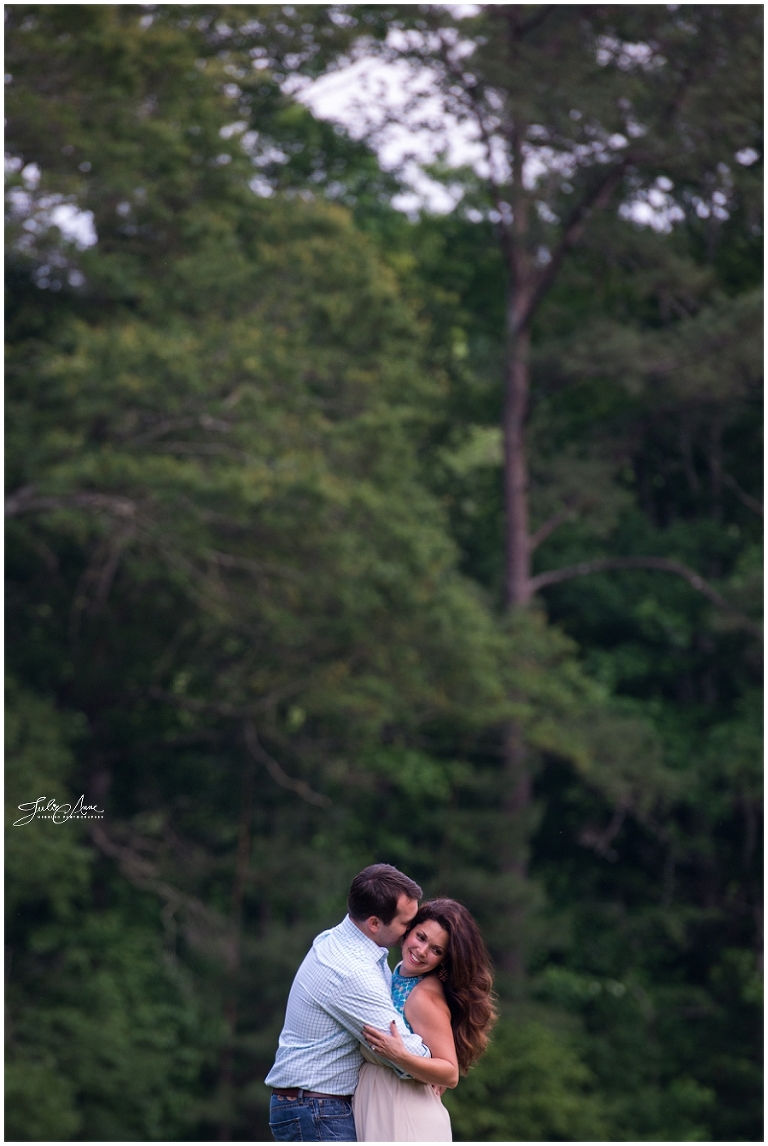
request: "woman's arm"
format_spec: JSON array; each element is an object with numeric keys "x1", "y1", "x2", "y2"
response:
[{"x1": 362, "y1": 981, "x2": 459, "y2": 1088}]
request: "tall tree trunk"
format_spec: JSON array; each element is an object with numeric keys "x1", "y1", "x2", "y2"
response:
[
  {"x1": 498, "y1": 720, "x2": 532, "y2": 978},
  {"x1": 499, "y1": 237, "x2": 535, "y2": 975},
  {"x1": 504, "y1": 114, "x2": 534, "y2": 611},
  {"x1": 709, "y1": 408, "x2": 724, "y2": 524},
  {"x1": 217, "y1": 757, "x2": 255, "y2": 1141},
  {"x1": 504, "y1": 321, "x2": 532, "y2": 608}
]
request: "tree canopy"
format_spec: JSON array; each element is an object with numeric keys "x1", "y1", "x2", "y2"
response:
[{"x1": 5, "y1": 5, "x2": 762, "y2": 1142}]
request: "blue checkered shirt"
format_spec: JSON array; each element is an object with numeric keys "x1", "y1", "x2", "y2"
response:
[{"x1": 265, "y1": 914, "x2": 431, "y2": 1093}]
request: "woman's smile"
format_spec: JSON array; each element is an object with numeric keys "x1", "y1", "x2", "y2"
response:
[{"x1": 401, "y1": 919, "x2": 449, "y2": 976}]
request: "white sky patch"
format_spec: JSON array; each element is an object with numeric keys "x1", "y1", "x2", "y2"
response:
[
  {"x1": 48, "y1": 203, "x2": 98, "y2": 247},
  {"x1": 292, "y1": 52, "x2": 664, "y2": 224},
  {"x1": 294, "y1": 56, "x2": 648, "y2": 220},
  {"x1": 6, "y1": 158, "x2": 97, "y2": 248},
  {"x1": 291, "y1": 54, "x2": 485, "y2": 213},
  {"x1": 618, "y1": 175, "x2": 685, "y2": 234},
  {"x1": 290, "y1": 37, "x2": 740, "y2": 234}
]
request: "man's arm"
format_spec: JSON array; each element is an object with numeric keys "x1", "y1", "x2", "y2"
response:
[{"x1": 321, "y1": 968, "x2": 431, "y2": 1077}]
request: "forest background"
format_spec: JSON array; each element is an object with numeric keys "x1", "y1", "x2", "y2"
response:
[{"x1": 5, "y1": 4, "x2": 763, "y2": 1142}]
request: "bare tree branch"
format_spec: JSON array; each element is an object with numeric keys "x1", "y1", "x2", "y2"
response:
[
  {"x1": 208, "y1": 549, "x2": 305, "y2": 583},
  {"x1": 243, "y1": 722, "x2": 331, "y2": 808},
  {"x1": 512, "y1": 5, "x2": 559, "y2": 41},
  {"x1": 18, "y1": 531, "x2": 60, "y2": 573},
  {"x1": 128, "y1": 412, "x2": 233, "y2": 446},
  {"x1": 69, "y1": 525, "x2": 137, "y2": 640},
  {"x1": 528, "y1": 509, "x2": 572, "y2": 553},
  {"x1": 530, "y1": 557, "x2": 761, "y2": 638},
  {"x1": 5, "y1": 487, "x2": 137, "y2": 518},
  {"x1": 150, "y1": 442, "x2": 248, "y2": 460},
  {"x1": 515, "y1": 157, "x2": 630, "y2": 334},
  {"x1": 147, "y1": 681, "x2": 309, "y2": 719},
  {"x1": 432, "y1": 37, "x2": 514, "y2": 263},
  {"x1": 722, "y1": 472, "x2": 763, "y2": 518},
  {"x1": 578, "y1": 801, "x2": 628, "y2": 862},
  {"x1": 145, "y1": 691, "x2": 330, "y2": 805},
  {"x1": 89, "y1": 823, "x2": 234, "y2": 961}
]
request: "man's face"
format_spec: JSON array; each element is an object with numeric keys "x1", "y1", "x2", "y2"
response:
[{"x1": 376, "y1": 894, "x2": 419, "y2": 947}]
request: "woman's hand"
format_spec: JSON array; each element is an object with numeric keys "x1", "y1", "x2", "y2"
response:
[
  {"x1": 362, "y1": 1019, "x2": 407, "y2": 1066},
  {"x1": 363, "y1": 1010, "x2": 458, "y2": 1089}
]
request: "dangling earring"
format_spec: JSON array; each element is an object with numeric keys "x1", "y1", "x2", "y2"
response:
[{"x1": 437, "y1": 966, "x2": 448, "y2": 982}]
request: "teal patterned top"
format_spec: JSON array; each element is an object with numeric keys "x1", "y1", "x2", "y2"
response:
[{"x1": 391, "y1": 962, "x2": 424, "y2": 1034}]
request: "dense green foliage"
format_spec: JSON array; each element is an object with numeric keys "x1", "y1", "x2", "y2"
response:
[{"x1": 6, "y1": 5, "x2": 762, "y2": 1142}]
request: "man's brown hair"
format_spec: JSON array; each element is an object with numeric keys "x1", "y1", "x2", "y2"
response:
[{"x1": 347, "y1": 863, "x2": 422, "y2": 924}]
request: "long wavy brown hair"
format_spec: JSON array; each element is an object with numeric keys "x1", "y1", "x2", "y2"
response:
[{"x1": 404, "y1": 898, "x2": 497, "y2": 1074}]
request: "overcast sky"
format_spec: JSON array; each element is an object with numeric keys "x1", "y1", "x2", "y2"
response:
[
  {"x1": 291, "y1": 36, "x2": 756, "y2": 230},
  {"x1": 13, "y1": 10, "x2": 758, "y2": 249}
]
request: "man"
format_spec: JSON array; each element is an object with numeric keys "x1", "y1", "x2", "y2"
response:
[{"x1": 266, "y1": 863, "x2": 431, "y2": 1141}]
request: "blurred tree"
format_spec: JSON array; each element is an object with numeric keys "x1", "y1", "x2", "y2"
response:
[
  {"x1": 5, "y1": 4, "x2": 762, "y2": 1142},
  {"x1": 353, "y1": 2, "x2": 761, "y2": 597},
  {"x1": 6, "y1": 7, "x2": 513, "y2": 1138},
  {"x1": 334, "y1": 0, "x2": 762, "y2": 976},
  {"x1": 396, "y1": 143, "x2": 762, "y2": 1137},
  {"x1": 5, "y1": 680, "x2": 219, "y2": 1142},
  {"x1": 444, "y1": 1015, "x2": 610, "y2": 1141}
]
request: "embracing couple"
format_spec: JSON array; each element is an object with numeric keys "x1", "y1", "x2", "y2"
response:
[{"x1": 266, "y1": 864, "x2": 497, "y2": 1141}]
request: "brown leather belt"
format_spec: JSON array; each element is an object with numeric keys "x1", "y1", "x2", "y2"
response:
[{"x1": 273, "y1": 1087, "x2": 352, "y2": 1101}]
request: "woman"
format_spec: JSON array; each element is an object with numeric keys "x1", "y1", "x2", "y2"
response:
[{"x1": 355, "y1": 898, "x2": 497, "y2": 1142}]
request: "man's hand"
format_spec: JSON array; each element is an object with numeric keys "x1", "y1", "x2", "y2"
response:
[{"x1": 362, "y1": 1020, "x2": 407, "y2": 1067}]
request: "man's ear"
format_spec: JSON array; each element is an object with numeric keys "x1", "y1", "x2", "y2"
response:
[{"x1": 367, "y1": 916, "x2": 381, "y2": 934}]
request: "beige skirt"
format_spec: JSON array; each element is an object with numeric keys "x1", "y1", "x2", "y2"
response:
[{"x1": 353, "y1": 1060, "x2": 452, "y2": 1142}]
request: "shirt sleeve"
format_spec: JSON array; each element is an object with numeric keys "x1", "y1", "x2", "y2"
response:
[{"x1": 320, "y1": 967, "x2": 431, "y2": 1078}]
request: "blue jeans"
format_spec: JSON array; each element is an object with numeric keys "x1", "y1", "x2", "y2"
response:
[{"x1": 269, "y1": 1093, "x2": 356, "y2": 1141}]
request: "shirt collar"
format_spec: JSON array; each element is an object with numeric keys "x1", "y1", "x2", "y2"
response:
[{"x1": 339, "y1": 913, "x2": 389, "y2": 963}]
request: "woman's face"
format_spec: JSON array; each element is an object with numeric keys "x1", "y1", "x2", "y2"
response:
[{"x1": 401, "y1": 918, "x2": 449, "y2": 976}]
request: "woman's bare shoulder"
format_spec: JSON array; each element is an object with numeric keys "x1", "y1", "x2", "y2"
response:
[
  {"x1": 408, "y1": 975, "x2": 450, "y2": 1015},
  {"x1": 418, "y1": 973, "x2": 446, "y2": 997}
]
